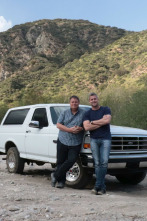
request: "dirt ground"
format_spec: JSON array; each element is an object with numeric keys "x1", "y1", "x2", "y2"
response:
[{"x1": 1, "y1": 156, "x2": 147, "y2": 221}]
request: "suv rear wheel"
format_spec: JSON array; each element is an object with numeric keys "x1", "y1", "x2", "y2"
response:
[
  {"x1": 115, "y1": 172, "x2": 146, "y2": 185},
  {"x1": 6, "y1": 147, "x2": 25, "y2": 174}
]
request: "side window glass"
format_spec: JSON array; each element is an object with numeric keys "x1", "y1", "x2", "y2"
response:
[
  {"x1": 31, "y1": 108, "x2": 48, "y2": 127},
  {"x1": 3, "y1": 109, "x2": 30, "y2": 125}
]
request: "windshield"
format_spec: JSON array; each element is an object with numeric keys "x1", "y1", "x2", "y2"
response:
[{"x1": 50, "y1": 106, "x2": 90, "y2": 124}]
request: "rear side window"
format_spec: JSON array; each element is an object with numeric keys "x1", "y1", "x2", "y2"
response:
[{"x1": 3, "y1": 109, "x2": 29, "y2": 125}]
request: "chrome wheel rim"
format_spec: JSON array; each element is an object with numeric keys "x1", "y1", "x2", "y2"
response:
[
  {"x1": 66, "y1": 162, "x2": 80, "y2": 182},
  {"x1": 8, "y1": 152, "x2": 15, "y2": 169}
]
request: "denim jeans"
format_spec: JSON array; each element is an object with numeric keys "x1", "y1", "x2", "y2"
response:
[
  {"x1": 90, "y1": 138, "x2": 111, "y2": 190},
  {"x1": 54, "y1": 139, "x2": 81, "y2": 182}
]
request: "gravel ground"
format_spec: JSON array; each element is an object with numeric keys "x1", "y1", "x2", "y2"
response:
[{"x1": 1, "y1": 155, "x2": 147, "y2": 221}]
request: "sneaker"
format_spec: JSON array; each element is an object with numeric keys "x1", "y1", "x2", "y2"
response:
[
  {"x1": 97, "y1": 189, "x2": 106, "y2": 195},
  {"x1": 91, "y1": 188, "x2": 98, "y2": 195},
  {"x1": 51, "y1": 172, "x2": 57, "y2": 187},
  {"x1": 56, "y1": 181, "x2": 65, "y2": 189}
]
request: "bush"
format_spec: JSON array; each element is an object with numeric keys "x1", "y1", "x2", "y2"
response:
[
  {"x1": 101, "y1": 85, "x2": 147, "y2": 130},
  {"x1": 0, "y1": 103, "x2": 9, "y2": 123}
]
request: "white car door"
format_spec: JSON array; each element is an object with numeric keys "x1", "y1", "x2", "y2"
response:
[{"x1": 25, "y1": 108, "x2": 50, "y2": 162}]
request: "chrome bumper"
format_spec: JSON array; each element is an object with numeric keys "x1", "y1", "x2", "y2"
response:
[{"x1": 80, "y1": 153, "x2": 147, "y2": 169}]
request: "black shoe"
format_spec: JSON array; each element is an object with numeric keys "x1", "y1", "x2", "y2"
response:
[
  {"x1": 97, "y1": 189, "x2": 106, "y2": 195},
  {"x1": 51, "y1": 172, "x2": 57, "y2": 187},
  {"x1": 91, "y1": 187, "x2": 98, "y2": 195},
  {"x1": 56, "y1": 181, "x2": 65, "y2": 189}
]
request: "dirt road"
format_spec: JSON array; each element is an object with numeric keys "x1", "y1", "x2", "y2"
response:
[{"x1": 0, "y1": 155, "x2": 147, "y2": 221}]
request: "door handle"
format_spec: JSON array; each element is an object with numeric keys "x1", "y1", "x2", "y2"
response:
[
  {"x1": 26, "y1": 130, "x2": 31, "y2": 133},
  {"x1": 53, "y1": 140, "x2": 57, "y2": 144}
]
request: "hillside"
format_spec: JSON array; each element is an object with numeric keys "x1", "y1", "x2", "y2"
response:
[
  {"x1": 0, "y1": 19, "x2": 128, "y2": 102},
  {"x1": 44, "y1": 30, "x2": 147, "y2": 95},
  {"x1": 0, "y1": 19, "x2": 127, "y2": 81},
  {"x1": 0, "y1": 19, "x2": 146, "y2": 129}
]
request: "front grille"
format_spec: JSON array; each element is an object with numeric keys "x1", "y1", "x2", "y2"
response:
[{"x1": 111, "y1": 136, "x2": 147, "y2": 151}]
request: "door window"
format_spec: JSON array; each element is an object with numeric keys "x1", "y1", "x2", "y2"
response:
[{"x1": 31, "y1": 108, "x2": 48, "y2": 127}]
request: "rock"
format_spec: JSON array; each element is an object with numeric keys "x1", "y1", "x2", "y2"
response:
[
  {"x1": 15, "y1": 198, "x2": 23, "y2": 201},
  {"x1": 45, "y1": 214, "x2": 50, "y2": 219},
  {"x1": 52, "y1": 197, "x2": 60, "y2": 201},
  {"x1": 45, "y1": 206, "x2": 52, "y2": 212},
  {"x1": 24, "y1": 214, "x2": 31, "y2": 219},
  {"x1": 69, "y1": 194, "x2": 77, "y2": 197},
  {"x1": 8, "y1": 206, "x2": 20, "y2": 212},
  {"x1": 0, "y1": 209, "x2": 7, "y2": 216},
  {"x1": 90, "y1": 208, "x2": 95, "y2": 211}
]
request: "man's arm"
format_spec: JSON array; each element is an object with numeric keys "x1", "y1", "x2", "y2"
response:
[
  {"x1": 57, "y1": 123, "x2": 83, "y2": 134},
  {"x1": 83, "y1": 115, "x2": 111, "y2": 131},
  {"x1": 92, "y1": 115, "x2": 111, "y2": 126},
  {"x1": 83, "y1": 120, "x2": 100, "y2": 131}
]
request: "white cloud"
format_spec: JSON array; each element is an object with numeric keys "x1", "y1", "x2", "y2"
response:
[{"x1": 0, "y1": 16, "x2": 12, "y2": 32}]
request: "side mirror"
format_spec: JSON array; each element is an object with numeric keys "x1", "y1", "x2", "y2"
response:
[{"x1": 29, "y1": 121, "x2": 40, "y2": 128}]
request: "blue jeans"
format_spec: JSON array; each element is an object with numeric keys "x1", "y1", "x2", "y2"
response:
[{"x1": 90, "y1": 138, "x2": 111, "y2": 190}]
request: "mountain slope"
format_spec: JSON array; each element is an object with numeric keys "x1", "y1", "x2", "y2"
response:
[
  {"x1": 0, "y1": 19, "x2": 127, "y2": 81},
  {"x1": 42, "y1": 30, "x2": 147, "y2": 96},
  {"x1": 0, "y1": 19, "x2": 146, "y2": 129}
]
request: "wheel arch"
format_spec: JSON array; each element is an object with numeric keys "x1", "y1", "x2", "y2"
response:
[{"x1": 5, "y1": 141, "x2": 17, "y2": 153}]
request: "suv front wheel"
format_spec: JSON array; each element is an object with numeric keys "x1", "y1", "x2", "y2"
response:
[{"x1": 66, "y1": 159, "x2": 93, "y2": 189}]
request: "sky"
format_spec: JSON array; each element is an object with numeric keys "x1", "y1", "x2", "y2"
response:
[{"x1": 0, "y1": 0, "x2": 147, "y2": 32}]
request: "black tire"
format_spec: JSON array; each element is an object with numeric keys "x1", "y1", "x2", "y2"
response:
[
  {"x1": 6, "y1": 147, "x2": 25, "y2": 174},
  {"x1": 51, "y1": 163, "x2": 57, "y2": 168},
  {"x1": 36, "y1": 162, "x2": 45, "y2": 166},
  {"x1": 115, "y1": 172, "x2": 146, "y2": 185},
  {"x1": 66, "y1": 159, "x2": 93, "y2": 189}
]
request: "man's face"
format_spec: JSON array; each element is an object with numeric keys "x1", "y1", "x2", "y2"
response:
[
  {"x1": 70, "y1": 98, "x2": 79, "y2": 110},
  {"x1": 89, "y1": 95, "x2": 99, "y2": 107}
]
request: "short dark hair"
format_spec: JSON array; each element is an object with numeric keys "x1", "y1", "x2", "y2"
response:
[
  {"x1": 89, "y1": 92, "x2": 98, "y2": 99},
  {"x1": 69, "y1": 95, "x2": 80, "y2": 102}
]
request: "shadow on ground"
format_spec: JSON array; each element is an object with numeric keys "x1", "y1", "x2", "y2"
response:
[{"x1": 22, "y1": 164, "x2": 147, "y2": 197}]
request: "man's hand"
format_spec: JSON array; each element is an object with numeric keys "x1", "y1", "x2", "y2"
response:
[
  {"x1": 57, "y1": 123, "x2": 83, "y2": 134},
  {"x1": 69, "y1": 126, "x2": 83, "y2": 134}
]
